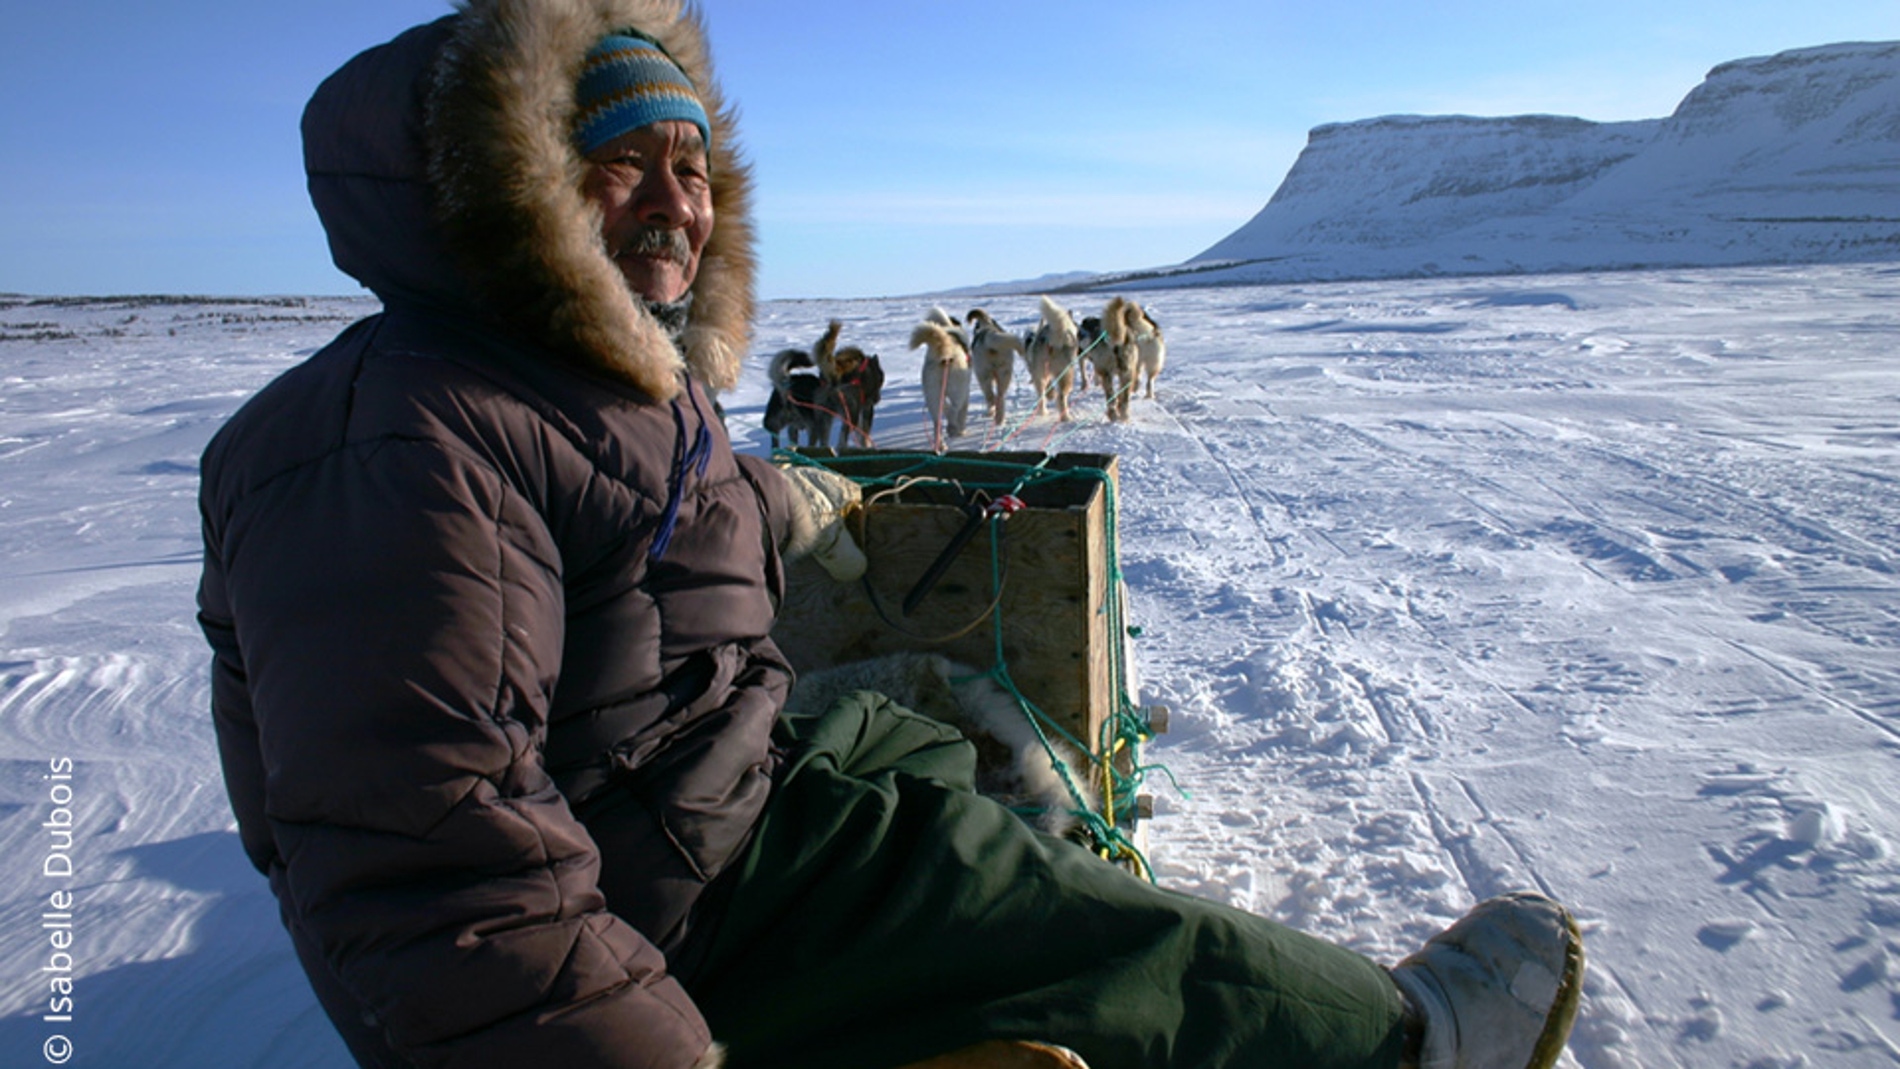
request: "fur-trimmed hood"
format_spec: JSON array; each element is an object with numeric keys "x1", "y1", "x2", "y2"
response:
[{"x1": 303, "y1": 0, "x2": 754, "y2": 399}]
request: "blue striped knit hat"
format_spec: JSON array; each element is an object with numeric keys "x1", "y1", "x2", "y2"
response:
[{"x1": 574, "y1": 32, "x2": 712, "y2": 156}]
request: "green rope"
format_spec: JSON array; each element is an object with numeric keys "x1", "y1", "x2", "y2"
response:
[
  {"x1": 785, "y1": 450, "x2": 1170, "y2": 878},
  {"x1": 805, "y1": 451, "x2": 1147, "y2": 877}
]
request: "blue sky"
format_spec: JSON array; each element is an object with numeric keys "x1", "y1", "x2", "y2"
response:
[{"x1": 4, "y1": 2, "x2": 1897, "y2": 300}]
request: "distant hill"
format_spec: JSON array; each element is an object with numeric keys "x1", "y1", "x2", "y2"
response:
[{"x1": 1062, "y1": 41, "x2": 1900, "y2": 292}]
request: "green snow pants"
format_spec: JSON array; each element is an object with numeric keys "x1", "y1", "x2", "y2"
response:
[{"x1": 680, "y1": 692, "x2": 1408, "y2": 1069}]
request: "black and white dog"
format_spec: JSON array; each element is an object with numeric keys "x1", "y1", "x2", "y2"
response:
[{"x1": 764, "y1": 346, "x2": 834, "y2": 448}]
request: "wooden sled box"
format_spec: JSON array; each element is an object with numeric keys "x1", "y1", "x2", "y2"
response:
[{"x1": 773, "y1": 451, "x2": 1127, "y2": 776}]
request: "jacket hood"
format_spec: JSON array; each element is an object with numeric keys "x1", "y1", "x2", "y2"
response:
[{"x1": 303, "y1": 0, "x2": 755, "y2": 399}]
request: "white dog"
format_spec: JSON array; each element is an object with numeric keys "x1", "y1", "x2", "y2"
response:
[
  {"x1": 780, "y1": 652, "x2": 1099, "y2": 838},
  {"x1": 1024, "y1": 295, "x2": 1080, "y2": 422},
  {"x1": 966, "y1": 308, "x2": 1026, "y2": 427},
  {"x1": 924, "y1": 305, "x2": 969, "y2": 348},
  {"x1": 1122, "y1": 299, "x2": 1166, "y2": 400},
  {"x1": 911, "y1": 309, "x2": 972, "y2": 449}
]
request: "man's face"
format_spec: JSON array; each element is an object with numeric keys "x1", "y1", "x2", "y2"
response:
[{"x1": 580, "y1": 120, "x2": 713, "y2": 305}]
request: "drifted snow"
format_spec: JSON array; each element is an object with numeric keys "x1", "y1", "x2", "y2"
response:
[{"x1": 2, "y1": 263, "x2": 1899, "y2": 1067}]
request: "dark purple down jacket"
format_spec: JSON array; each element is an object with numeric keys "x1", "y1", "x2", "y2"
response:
[{"x1": 198, "y1": 4, "x2": 786, "y2": 1067}]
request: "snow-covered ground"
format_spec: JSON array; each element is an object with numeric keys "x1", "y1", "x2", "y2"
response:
[{"x1": 3, "y1": 263, "x2": 1898, "y2": 1067}]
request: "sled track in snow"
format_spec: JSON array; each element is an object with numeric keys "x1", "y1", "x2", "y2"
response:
[
  {"x1": 1337, "y1": 658, "x2": 1441, "y2": 746},
  {"x1": 1144, "y1": 392, "x2": 1302, "y2": 568},
  {"x1": 1719, "y1": 638, "x2": 1900, "y2": 744},
  {"x1": 1408, "y1": 768, "x2": 1660, "y2": 1063},
  {"x1": 1150, "y1": 389, "x2": 1585, "y2": 749},
  {"x1": 1256, "y1": 406, "x2": 1900, "y2": 742},
  {"x1": 1409, "y1": 772, "x2": 1551, "y2": 901},
  {"x1": 1149, "y1": 387, "x2": 1567, "y2": 907}
]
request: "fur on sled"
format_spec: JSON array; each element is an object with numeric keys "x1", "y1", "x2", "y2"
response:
[{"x1": 782, "y1": 652, "x2": 1099, "y2": 838}]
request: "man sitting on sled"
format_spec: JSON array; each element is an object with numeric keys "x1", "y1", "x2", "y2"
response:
[{"x1": 196, "y1": 2, "x2": 1583, "y2": 1067}]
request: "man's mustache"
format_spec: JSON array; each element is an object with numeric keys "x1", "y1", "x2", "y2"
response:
[{"x1": 614, "y1": 227, "x2": 692, "y2": 264}]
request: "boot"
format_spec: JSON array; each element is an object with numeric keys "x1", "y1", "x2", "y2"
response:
[{"x1": 1390, "y1": 891, "x2": 1585, "y2": 1069}]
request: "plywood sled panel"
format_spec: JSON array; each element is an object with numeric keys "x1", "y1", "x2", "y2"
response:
[{"x1": 774, "y1": 452, "x2": 1120, "y2": 754}]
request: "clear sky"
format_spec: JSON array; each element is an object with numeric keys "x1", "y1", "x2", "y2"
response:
[{"x1": 4, "y1": 1, "x2": 1897, "y2": 300}]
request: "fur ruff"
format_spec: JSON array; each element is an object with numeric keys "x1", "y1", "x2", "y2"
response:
[
  {"x1": 782, "y1": 653, "x2": 1098, "y2": 838},
  {"x1": 426, "y1": 0, "x2": 756, "y2": 401}
]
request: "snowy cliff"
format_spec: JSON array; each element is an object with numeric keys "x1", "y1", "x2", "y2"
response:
[{"x1": 1175, "y1": 41, "x2": 1900, "y2": 286}]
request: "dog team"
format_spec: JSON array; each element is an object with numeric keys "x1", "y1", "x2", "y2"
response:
[{"x1": 765, "y1": 297, "x2": 1166, "y2": 451}]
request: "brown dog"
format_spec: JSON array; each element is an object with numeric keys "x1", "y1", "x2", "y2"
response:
[
  {"x1": 1024, "y1": 296, "x2": 1080, "y2": 421},
  {"x1": 828, "y1": 344, "x2": 883, "y2": 449}
]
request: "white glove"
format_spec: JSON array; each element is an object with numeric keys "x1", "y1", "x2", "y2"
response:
[{"x1": 775, "y1": 464, "x2": 868, "y2": 582}]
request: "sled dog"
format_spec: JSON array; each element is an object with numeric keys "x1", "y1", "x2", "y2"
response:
[
  {"x1": 924, "y1": 304, "x2": 969, "y2": 344},
  {"x1": 810, "y1": 319, "x2": 844, "y2": 381},
  {"x1": 967, "y1": 308, "x2": 1026, "y2": 427},
  {"x1": 1122, "y1": 300, "x2": 1166, "y2": 400},
  {"x1": 764, "y1": 346, "x2": 833, "y2": 448},
  {"x1": 1080, "y1": 297, "x2": 1138, "y2": 422},
  {"x1": 828, "y1": 344, "x2": 884, "y2": 449},
  {"x1": 807, "y1": 319, "x2": 878, "y2": 449},
  {"x1": 910, "y1": 311, "x2": 972, "y2": 449},
  {"x1": 1024, "y1": 296, "x2": 1080, "y2": 422},
  {"x1": 780, "y1": 652, "x2": 1098, "y2": 838}
]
